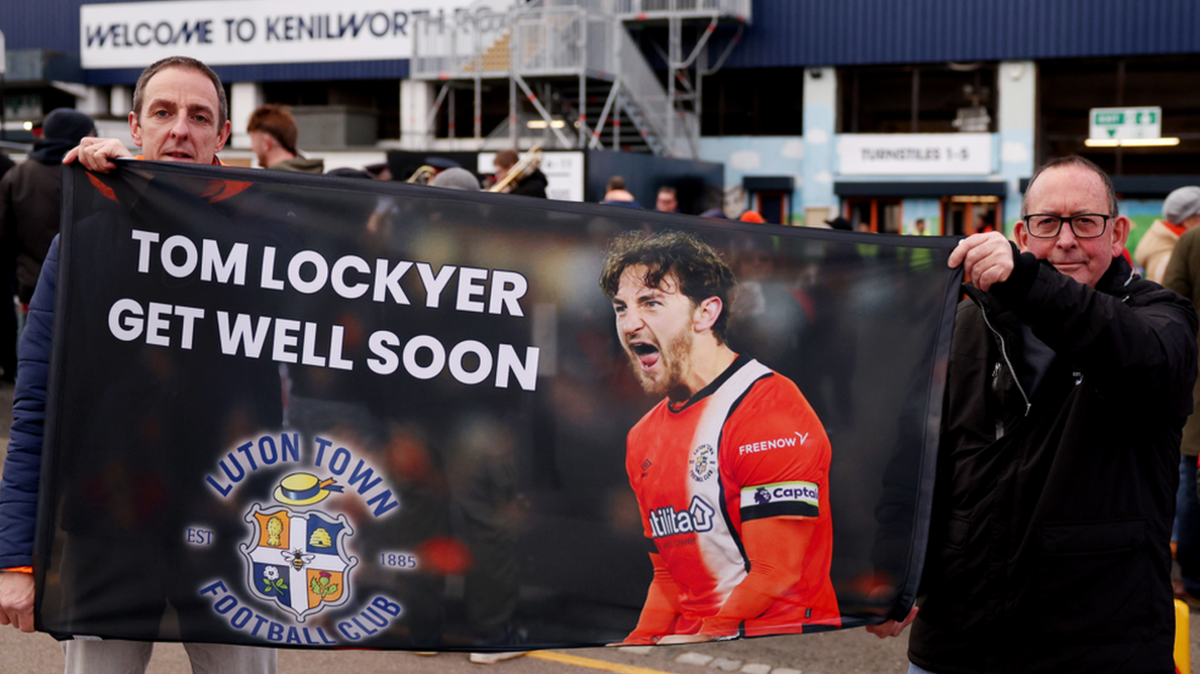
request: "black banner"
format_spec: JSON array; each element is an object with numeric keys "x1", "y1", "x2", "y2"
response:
[{"x1": 35, "y1": 161, "x2": 960, "y2": 650}]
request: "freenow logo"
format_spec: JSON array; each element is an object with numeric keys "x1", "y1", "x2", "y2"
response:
[
  {"x1": 738, "y1": 435, "x2": 800, "y2": 455},
  {"x1": 741, "y1": 481, "x2": 819, "y2": 509},
  {"x1": 648, "y1": 496, "x2": 717, "y2": 538}
]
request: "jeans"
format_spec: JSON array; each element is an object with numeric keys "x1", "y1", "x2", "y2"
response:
[{"x1": 1176, "y1": 455, "x2": 1200, "y2": 597}]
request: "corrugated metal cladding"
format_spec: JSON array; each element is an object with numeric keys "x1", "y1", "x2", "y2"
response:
[
  {"x1": 722, "y1": 0, "x2": 1200, "y2": 68},
  {"x1": 2, "y1": 0, "x2": 1199, "y2": 83}
]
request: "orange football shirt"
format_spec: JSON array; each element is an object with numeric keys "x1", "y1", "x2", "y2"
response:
[{"x1": 625, "y1": 356, "x2": 838, "y2": 637}]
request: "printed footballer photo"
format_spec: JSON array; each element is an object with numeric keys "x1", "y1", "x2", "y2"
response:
[{"x1": 599, "y1": 230, "x2": 838, "y2": 644}]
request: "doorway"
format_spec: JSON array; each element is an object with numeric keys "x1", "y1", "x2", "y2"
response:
[
  {"x1": 942, "y1": 196, "x2": 1001, "y2": 236},
  {"x1": 845, "y1": 197, "x2": 902, "y2": 233}
]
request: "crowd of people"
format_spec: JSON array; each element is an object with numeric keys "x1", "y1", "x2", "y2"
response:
[{"x1": 2, "y1": 52, "x2": 1200, "y2": 674}]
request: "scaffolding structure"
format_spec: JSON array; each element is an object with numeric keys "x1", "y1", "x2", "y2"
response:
[{"x1": 411, "y1": 0, "x2": 750, "y2": 157}]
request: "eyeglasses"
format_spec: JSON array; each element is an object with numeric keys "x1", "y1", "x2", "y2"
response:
[{"x1": 1022, "y1": 214, "x2": 1112, "y2": 239}]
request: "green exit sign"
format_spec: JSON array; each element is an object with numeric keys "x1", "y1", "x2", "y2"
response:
[{"x1": 1089, "y1": 106, "x2": 1162, "y2": 140}]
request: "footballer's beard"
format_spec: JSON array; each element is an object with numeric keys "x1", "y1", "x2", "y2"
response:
[{"x1": 628, "y1": 328, "x2": 694, "y2": 399}]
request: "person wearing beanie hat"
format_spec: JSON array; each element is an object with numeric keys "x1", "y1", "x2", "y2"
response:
[
  {"x1": 429, "y1": 167, "x2": 482, "y2": 191},
  {"x1": 1135, "y1": 185, "x2": 1200, "y2": 283},
  {"x1": 0, "y1": 108, "x2": 97, "y2": 315}
]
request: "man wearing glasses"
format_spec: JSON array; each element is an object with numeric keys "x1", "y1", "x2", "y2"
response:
[{"x1": 869, "y1": 156, "x2": 1198, "y2": 674}]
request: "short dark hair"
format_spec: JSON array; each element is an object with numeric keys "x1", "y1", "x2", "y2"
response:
[
  {"x1": 607, "y1": 175, "x2": 626, "y2": 191},
  {"x1": 1022, "y1": 155, "x2": 1118, "y2": 218},
  {"x1": 247, "y1": 104, "x2": 298, "y2": 156},
  {"x1": 599, "y1": 231, "x2": 736, "y2": 343},
  {"x1": 494, "y1": 149, "x2": 519, "y2": 169},
  {"x1": 132, "y1": 56, "x2": 227, "y2": 129}
]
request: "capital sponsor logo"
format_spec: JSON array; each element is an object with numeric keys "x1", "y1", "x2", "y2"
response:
[
  {"x1": 689, "y1": 444, "x2": 716, "y2": 482},
  {"x1": 741, "y1": 481, "x2": 819, "y2": 509},
  {"x1": 194, "y1": 433, "x2": 410, "y2": 645}
]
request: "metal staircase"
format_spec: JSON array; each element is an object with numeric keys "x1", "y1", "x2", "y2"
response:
[{"x1": 411, "y1": 0, "x2": 749, "y2": 157}]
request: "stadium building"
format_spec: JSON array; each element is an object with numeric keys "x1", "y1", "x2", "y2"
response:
[{"x1": 2, "y1": 0, "x2": 1199, "y2": 242}]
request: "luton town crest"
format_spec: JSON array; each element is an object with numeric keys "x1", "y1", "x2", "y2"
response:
[{"x1": 240, "y1": 473, "x2": 358, "y2": 622}]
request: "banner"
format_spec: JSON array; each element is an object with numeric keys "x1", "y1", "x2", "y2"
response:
[
  {"x1": 36, "y1": 162, "x2": 960, "y2": 650},
  {"x1": 80, "y1": 0, "x2": 513, "y2": 69}
]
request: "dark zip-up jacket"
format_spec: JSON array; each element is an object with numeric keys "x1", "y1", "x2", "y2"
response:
[{"x1": 909, "y1": 251, "x2": 1198, "y2": 674}]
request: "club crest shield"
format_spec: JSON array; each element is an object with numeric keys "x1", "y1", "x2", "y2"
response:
[{"x1": 240, "y1": 503, "x2": 358, "y2": 622}]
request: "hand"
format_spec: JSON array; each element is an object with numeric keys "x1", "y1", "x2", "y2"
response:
[
  {"x1": 656, "y1": 633, "x2": 715, "y2": 645},
  {"x1": 864, "y1": 605, "x2": 918, "y2": 639},
  {"x1": 0, "y1": 572, "x2": 36, "y2": 633},
  {"x1": 63, "y1": 137, "x2": 133, "y2": 173},
  {"x1": 947, "y1": 232, "x2": 1014, "y2": 291}
]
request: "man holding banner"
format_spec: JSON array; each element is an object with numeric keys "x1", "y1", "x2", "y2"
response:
[
  {"x1": 872, "y1": 156, "x2": 1198, "y2": 674},
  {"x1": 600, "y1": 231, "x2": 839, "y2": 643},
  {"x1": 0, "y1": 56, "x2": 277, "y2": 673}
]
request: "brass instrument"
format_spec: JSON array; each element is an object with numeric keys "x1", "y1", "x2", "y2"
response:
[
  {"x1": 488, "y1": 146, "x2": 543, "y2": 193},
  {"x1": 406, "y1": 165, "x2": 437, "y2": 185}
]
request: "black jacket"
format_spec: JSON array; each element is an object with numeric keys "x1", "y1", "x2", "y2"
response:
[
  {"x1": 910, "y1": 252, "x2": 1198, "y2": 674},
  {"x1": 509, "y1": 168, "x2": 548, "y2": 198},
  {"x1": 0, "y1": 159, "x2": 64, "y2": 303}
]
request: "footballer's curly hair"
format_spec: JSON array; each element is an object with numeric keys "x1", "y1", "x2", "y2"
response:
[{"x1": 599, "y1": 230, "x2": 737, "y2": 343}]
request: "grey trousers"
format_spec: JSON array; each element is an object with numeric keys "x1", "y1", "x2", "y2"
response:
[{"x1": 62, "y1": 640, "x2": 276, "y2": 674}]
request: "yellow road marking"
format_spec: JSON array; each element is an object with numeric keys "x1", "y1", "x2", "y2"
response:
[{"x1": 527, "y1": 650, "x2": 677, "y2": 674}]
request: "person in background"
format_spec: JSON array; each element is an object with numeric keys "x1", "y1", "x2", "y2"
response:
[
  {"x1": 0, "y1": 109, "x2": 96, "y2": 375},
  {"x1": 655, "y1": 186, "x2": 679, "y2": 213},
  {"x1": 601, "y1": 175, "x2": 641, "y2": 208},
  {"x1": 1161, "y1": 213, "x2": 1200, "y2": 610},
  {"x1": 1136, "y1": 186, "x2": 1200, "y2": 284},
  {"x1": 492, "y1": 149, "x2": 547, "y2": 198},
  {"x1": 247, "y1": 104, "x2": 324, "y2": 174}
]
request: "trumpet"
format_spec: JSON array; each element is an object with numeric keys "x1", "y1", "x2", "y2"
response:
[
  {"x1": 488, "y1": 146, "x2": 543, "y2": 193},
  {"x1": 406, "y1": 165, "x2": 437, "y2": 185}
]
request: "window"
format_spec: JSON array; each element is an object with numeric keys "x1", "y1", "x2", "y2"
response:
[
  {"x1": 702, "y1": 67, "x2": 805, "y2": 136},
  {"x1": 1038, "y1": 56, "x2": 1200, "y2": 175},
  {"x1": 838, "y1": 64, "x2": 997, "y2": 134}
]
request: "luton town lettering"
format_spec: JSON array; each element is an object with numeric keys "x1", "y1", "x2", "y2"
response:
[{"x1": 205, "y1": 434, "x2": 399, "y2": 517}]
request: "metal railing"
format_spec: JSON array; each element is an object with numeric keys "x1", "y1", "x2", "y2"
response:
[
  {"x1": 411, "y1": 0, "x2": 731, "y2": 155},
  {"x1": 612, "y1": 0, "x2": 751, "y2": 21},
  {"x1": 613, "y1": 27, "x2": 669, "y2": 145},
  {"x1": 412, "y1": 1, "x2": 512, "y2": 79}
]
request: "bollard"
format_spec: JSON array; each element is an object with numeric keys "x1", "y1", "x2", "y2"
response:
[{"x1": 1176, "y1": 598, "x2": 1190, "y2": 674}]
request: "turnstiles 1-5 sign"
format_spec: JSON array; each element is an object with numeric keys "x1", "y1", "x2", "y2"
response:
[{"x1": 1089, "y1": 107, "x2": 1161, "y2": 140}]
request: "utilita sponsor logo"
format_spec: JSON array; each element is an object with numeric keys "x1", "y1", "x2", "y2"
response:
[{"x1": 648, "y1": 496, "x2": 716, "y2": 539}]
